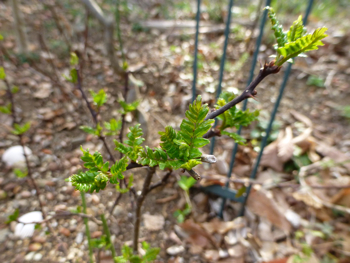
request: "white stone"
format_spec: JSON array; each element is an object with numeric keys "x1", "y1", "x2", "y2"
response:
[
  {"x1": 166, "y1": 245, "x2": 185, "y2": 255},
  {"x1": 2, "y1": 145, "x2": 32, "y2": 168},
  {"x1": 15, "y1": 211, "x2": 43, "y2": 239},
  {"x1": 33, "y1": 253, "x2": 43, "y2": 261}
]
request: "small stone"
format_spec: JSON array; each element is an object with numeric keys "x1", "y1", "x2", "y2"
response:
[
  {"x1": 91, "y1": 194, "x2": 100, "y2": 204},
  {"x1": 24, "y1": 252, "x2": 35, "y2": 261},
  {"x1": 4, "y1": 183, "x2": 16, "y2": 191},
  {"x1": 113, "y1": 206, "x2": 124, "y2": 217},
  {"x1": 143, "y1": 214, "x2": 165, "y2": 231},
  {"x1": 46, "y1": 192, "x2": 54, "y2": 201},
  {"x1": 88, "y1": 221, "x2": 98, "y2": 232},
  {"x1": 33, "y1": 253, "x2": 43, "y2": 261},
  {"x1": 32, "y1": 236, "x2": 46, "y2": 243},
  {"x1": 54, "y1": 204, "x2": 67, "y2": 212},
  {"x1": 0, "y1": 228, "x2": 10, "y2": 243},
  {"x1": 21, "y1": 191, "x2": 32, "y2": 198},
  {"x1": 166, "y1": 245, "x2": 185, "y2": 255},
  {"x1": 28, "y1": 243, "x2": 42, "y2": 251},
  {"x1": 65, "y1": 186, "x2": 76, "y2": 195},
  {"x1": 59, "y1": 228, "x2": 70, "y2": 237},
  {"x1": 75, "y1": 232, "x2": 83, "y2": 244},
  {"x1": 0, "y1": 190, "x2": 7, "y2": 200},
  {"x1": 91, "y1": 231, "x2": 103, "y2": 238},
  {"x1": 70, "y1": 157, "x2": 80, "y2": 166}
]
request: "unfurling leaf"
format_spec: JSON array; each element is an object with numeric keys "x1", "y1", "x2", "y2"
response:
[
  {"x1": 70, "y1": 52, "x2": 79, "y2": 66},
  {"x1": 90, "y1": 89, "x2": 107, "y2": 107},
  {"x1": 276, "y1": 27, "x2": 328, "y2": 66}
]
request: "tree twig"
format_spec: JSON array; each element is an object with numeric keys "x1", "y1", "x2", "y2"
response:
[
  {"x1": 205, "y1": 62, "x2": 281, "y2": 120},
  {"x1": 133, "y1": 166, "x2": 156, "y2": 253}
]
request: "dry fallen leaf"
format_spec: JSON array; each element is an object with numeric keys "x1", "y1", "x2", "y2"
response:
[
  {"x1": 278, "y1": 127, "x2": 294, "y2": 163},
  {"x1": 247, "y1": 188, "x2": 292, "y2": 233}
]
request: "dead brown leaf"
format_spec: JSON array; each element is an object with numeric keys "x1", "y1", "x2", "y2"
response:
[{"x1": 247, "y1": 188, "x2": 292, "y2": 233}]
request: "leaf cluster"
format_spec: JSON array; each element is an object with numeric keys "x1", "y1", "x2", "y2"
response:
[
  {"x1": 216, "y1": 92, "x2": 259, "y2": 145},
  {"x1": 265, "y1": 6, "x2": 328, "y2": 66},
  {"x1": 66, "y1": 147, "x2": 128, "y2": 192},
  {"x1": 115, "y1": 242, "x2": 160, "y2": 263}
]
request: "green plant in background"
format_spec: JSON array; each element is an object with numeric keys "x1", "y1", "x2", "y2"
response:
[
  {"x1": 115, "y1": 242, "x2": 160, "y2": 263},
  {"x1": 306, "y1": 75, "x2": 325, "y2": 88},
  {"x1": 174, "y1": 176, "x2": 197, "y2": 223},
  {"x1": 338, "y1": 105, "x2": 350, "y2": 119}
]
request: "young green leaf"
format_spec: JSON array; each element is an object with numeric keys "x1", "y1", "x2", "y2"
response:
[
  {"x1": 119, "y1": 100, "x2": 139, "y2": 114},
  {"x1": 110, "y1": 157, "x2": 128, "y2": 184},
  {"x1": 80, "y1": 125, "x2": 97, "y2": 135},
  {"x1": 12, "y1": 122, "x2": 31, "y2": 135},
  {"x1": 90, "y1": 89, "x2": 107, "y2": 107},
  {"x1": 70, "y1": 52, "x2": 79, "y2": 66},
  {"x1": 178, "y1": 175, "x2": 196, "y2": 191},
  {"x1": 0, "y1": 66, "x2": 6, "y2": 80},
  {"x1": 276, "y1": 27, "x2": 328, "y2": 66},
  {"x1": 287, "y1": 15, "x2": 306, "y2": 42},
  {"x1": 14, "y1": 168, "x2": 28, "y2": 178},
  {"x1": 0, "y1": 103, "x2": 11, "y2": 114},
  {"x1": 265, "y1": 7, "x2": 288, "y2": 48}
]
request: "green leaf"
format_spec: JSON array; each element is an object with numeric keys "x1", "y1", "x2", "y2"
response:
[
  {"x1": 66, "y1": 170, "x2": 106, "y2": 193},
  {"x1": 114, "y1": 140, "x2": 132, "y2": 155},
  {"x1": 102, "y1": 161, "x2": 109, "y2": 173},
  {"x1": 14, "y1": 168, "x2": 27, "y2": 178},
  {"x1": 70, "y1": 52, "x2": 79, "y2": 66},
  {"x1": 287, "y1": 15, "x2": 306, "y2": 42},
  {"x1": 90, "y1": 89, "x2": 107, "y2": 107},
  {"x1": 235, "y1": 185, "x2": 246, "y2": 198},
  {"x1": 0, "y1": 66, "x2": 6, "y2": 80},
  {"x1": 105, "y1": 119, "x2": 122, "y2": 135},
  {"x1": 110, "y1": 157, "x2": 128, "y2": 184},
  {"x1": 221, "y1": 131, "x2": 247, "y2": 145},
  {"x1": 178, "y1": 96, "x2": 214, "y2": 159},
  {"x1": 180, "y1": 159, "x2": 201, "y2": 171},
  {"x1": 11, "y1": 86, "x2": 19, "y2": 94},
  {"x1": 0, "y1": 34, "x2": 3, "y2": 40},
  {"x1": 80, "y1": 125, "x2": 97, "y2": 135},
  {"x1": 276, "y1": 27, "x2": 328, "y2": 66},
  {"x1": 118, "y1": 124, "x2": 145, "y2": 161},
  {"x1": 6, "y1": 208, "x2": 19, "y2": 224},
  {"x1": 143, "y1": 247, "x2": 160, "y2": 262},
  {"x1": 69, "y1": 68, "x2": 78, "y2": 83},
  {"x1": 265, "y1": 7, "x2": 288, "y2": 48},
  {"x1": 0, "y1": 103, "x2": 11, "y2": 114},
  {"x1": 178, "y1": 176, "x2": 196, "y2": 191},
  {"x1": 119, "y1": 100, "x2": 139, "y2": 114},
  {"x1": 12, "y1": 122, "x2": 31, "y2": 135},
  {"x1": 122, "y1": 244, "x2": 133, "y2": 259}
]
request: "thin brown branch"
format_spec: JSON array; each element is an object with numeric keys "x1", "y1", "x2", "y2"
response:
[
  {"x1": 147, "y1": 170, "x2": 172, "y2": 194},
  {"x1": 133, "y1": 166, "x2": 156, "y2": 253},
  {"x1": 109, "y1": 192, "x2": 122, "y2": 216},
  {"x1": 205, "y1": 62, "x2": 281, "y2": 120}
]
